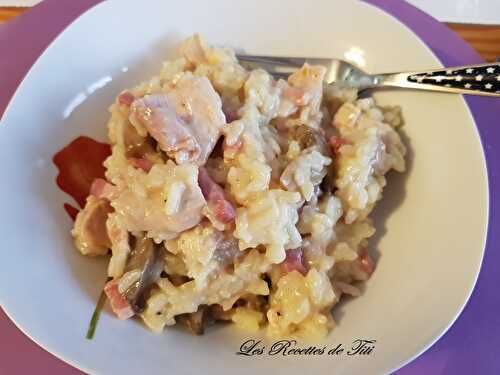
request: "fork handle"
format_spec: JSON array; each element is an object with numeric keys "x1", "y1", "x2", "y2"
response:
[{"x1": 378, "y1": 63, "x2": 500, "y2": 97}]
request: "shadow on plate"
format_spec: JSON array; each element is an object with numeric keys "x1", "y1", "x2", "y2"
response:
[{"x1": 332, "y1": 125, "x2": 414, "y2": 323}]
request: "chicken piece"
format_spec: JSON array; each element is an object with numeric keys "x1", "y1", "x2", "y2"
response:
[
  {"x1": 108, "y1": 162, "x2": 206, "y2": 249},
  {"x1": 72, "y1": 196, "x2": 113, "y2": 256},
  {"x1": 130, "y1": 74, "x2": 226, "y2": 165}
]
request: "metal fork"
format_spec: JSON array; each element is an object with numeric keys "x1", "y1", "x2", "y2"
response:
[{"x1": 236, "y1": 55, "x2": 500, "y2": 97}]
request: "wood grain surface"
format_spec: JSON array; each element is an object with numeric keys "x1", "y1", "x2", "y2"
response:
[
  {"x1": 0, "y1": 6, "x2": 25, "y2": 22},
  {"x1": 447, "y1": 23, "x2": 500, "y2": 62},
  {"x1": 0, "y1": 7, "x2": 499, "y2": 62}
]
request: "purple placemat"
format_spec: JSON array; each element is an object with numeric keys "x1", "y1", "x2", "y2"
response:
[{"x1": 0, "y1": 0, "x2": 499, "y2": 374}]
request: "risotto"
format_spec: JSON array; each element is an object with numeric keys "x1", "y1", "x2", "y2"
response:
[{"x1": 72, "y1": 34, "x2": 406, "y2": 338}]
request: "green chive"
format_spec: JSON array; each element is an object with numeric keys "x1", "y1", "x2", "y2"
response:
[{"x1": 86, "y1": 277, "x2": 112, "y2": 340}]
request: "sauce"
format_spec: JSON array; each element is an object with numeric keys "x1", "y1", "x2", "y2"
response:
[{"x1": 53, "y1": 136, "x2": 111, "y2": 220}]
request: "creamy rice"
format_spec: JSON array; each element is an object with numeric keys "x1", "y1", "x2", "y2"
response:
[{"x1": 71, "y1": 34, "x2": 406, "y2": 337}]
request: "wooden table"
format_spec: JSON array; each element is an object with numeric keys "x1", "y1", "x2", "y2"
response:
[{"x1": 1, "y1": 7, "x2": 499, "y2": 61}]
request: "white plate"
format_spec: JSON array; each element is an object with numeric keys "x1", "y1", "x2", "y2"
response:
[{"x1": 0, "y1": 0, "x2": 488, "y2": 374}]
